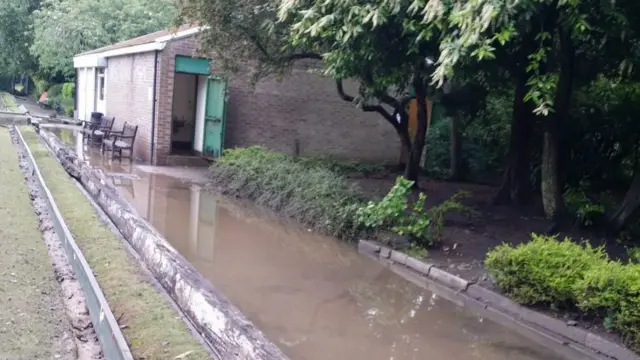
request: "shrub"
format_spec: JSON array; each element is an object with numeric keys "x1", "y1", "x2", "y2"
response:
[
  {"x1": 295, "y1": 156, "x2": 384, "y2": 176},
  {"x1": 563, "y1": 181, "x2": 605, "y2": 227},
  {"x1": 47, "y1": 83, "x2": 63, "y2": 98},
  {"x1": 354, "y1": 177, "x2": 470, "y2": 246},
  {"x1": 487, "y1": 235, "x2": 640, "y2": 349},
  {"x1": 32, "y1": 77, "x2": 50, "y2": 96},
  {"x1": 62, "y1": 82, "x2": 75, "y2": 99},
  {"x1": 64, "y1": 104, "x2": 74, "y2": 117},
  {"x1": 211, "y1": 147, "x2": 365, "y2": 238},
  {"x1": 485, "y1": 235, "x2": 607, "y2": 305},
  {"x1": 575, "y1": 262, "x2": 640, "y2": 346},
  {"x1": 355, "y1": 177, "x2": 432, "y2": 243}
]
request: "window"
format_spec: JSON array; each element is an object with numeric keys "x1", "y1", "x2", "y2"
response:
[{"x1": 98, "y1": 68, "x2": 105, "y2": 101}]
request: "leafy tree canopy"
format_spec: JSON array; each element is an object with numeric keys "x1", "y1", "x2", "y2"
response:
[{"x1": 31, "y1": 0, "x2": 177, "y2": 78}]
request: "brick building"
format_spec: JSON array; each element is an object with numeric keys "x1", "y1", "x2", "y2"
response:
[{"x1": 73, "y1": 25, "x2": 399, "y2": 166}]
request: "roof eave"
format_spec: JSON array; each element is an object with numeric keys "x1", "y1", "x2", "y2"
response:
[{"x1": 73, "y1": 42, "x2": 166, "y2": 68}]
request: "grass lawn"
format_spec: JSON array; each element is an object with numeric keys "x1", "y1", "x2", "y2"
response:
[
  {"x1": 1, "y1": 92, "x2": 18, "y2": 111},
  {"x1": 20, "y1": 126, "x2": 209, "y2": 360},
  {"x1": 0, "y1": 127, "x2": 75, "y2": 359}
]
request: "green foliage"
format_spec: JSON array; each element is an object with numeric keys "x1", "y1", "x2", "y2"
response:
[
  {"x1": 354, "y1": 177, "x2": 470, "y2": 246},
  {"x1": 575, "y1": 262, "x2": 640, "y2": 347},
  {"x1": 487, "y1": 235, "x2": 640, "y2": 349},
  {"x1": 31, "y1": 0, "x2": 177, "y2": 77},
  {"x1": 295, "y1": 156, "x2": 384, "y2": 177},
  {"x1": 0, "y1": 0, "x2": 37, "y2": 75},
  {"x1": 429, "y1": 190, "x2": 472, "y2": 243},
  {"x1": 563, "y1": 182, "x2": 606, "y2": 227},
  {"x1": 211, "y1": 147, "x2": 366, "y2": 238},
  {"x1": 33, "y1": 77, "x2": 50, "y2": 97},
  {"x1": 62, "y1": 82, "x2": 75, "y2": 99},
  {"x1": 405, "y1": 244, "x2": 428, "y2": 259},
  {"x1": 486, "y1": 235, "x2": 607, "y2": 305},
  {"x1": 64, "y1": 104, "x2": 74, "y2": 117},
  {"x1": 46, "y1": 84, "x2": 62, "y2": 98},
  {"x1": 629, "y1": 247, "x2": 640, "y2": 264},
  {"x1": 355, "y1": 177, "x2": 432, "y2": 244}
]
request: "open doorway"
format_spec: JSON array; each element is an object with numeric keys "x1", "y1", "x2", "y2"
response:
[{"x1": 171, "y1": 73, "x2": 198, "y2": 155}]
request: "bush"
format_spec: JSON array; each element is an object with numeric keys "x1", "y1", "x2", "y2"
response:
[
  {"x1": 486, "y1": 235, "x2": 607, "y2": 305},
  {"x1": 563, "y1": 181, "x2": 605, "y2": 227},
  {"x1": 211, "y1": 147, "x2": 366, "y2": 238},
  {"x1": 32, "y1": 77, "x2": 50, "y2": 96},
  {"x1": 47, "y1": 83, "x2": 63, "y2": 98},
  {"x1": 487, "y1": 235, "x2": 640, "y2": 349},
  {"x1": 575, "y1": 262, "x2": 640, "y2": 346},
  {"x1": 62, "y1": 82, "x2": 75, "y2": 99},
  {"x1": 354, "y1": 177, "x2": 470, "y2": 246}
]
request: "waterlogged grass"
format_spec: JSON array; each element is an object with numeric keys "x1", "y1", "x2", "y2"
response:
[
  {"x1": 20, "y1": 126, "x2": 209, "y2": 360},
  {"x1": 0, "y1": 128, "x2": 74, "y2": 359}
]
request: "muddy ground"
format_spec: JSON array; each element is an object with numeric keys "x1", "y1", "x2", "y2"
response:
[{"x1": 353, "y1": 173, "x2": 630, "y2": 283}]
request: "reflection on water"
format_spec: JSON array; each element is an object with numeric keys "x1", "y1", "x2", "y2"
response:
[{"x1": 53, "y1": 128, "x2": 571, "y2": 360}]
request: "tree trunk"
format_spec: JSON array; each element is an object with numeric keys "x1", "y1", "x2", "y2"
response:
[
  {"x1": 404, "y1": 75, "x2": 428, "y2": 183},
  {"x1": 398, "y1": 124, "x2": 412, "y2": 168},
  {"x1": 609, "y1": 164, "x2": 640, "y2": 232},
  {"x1": 449, "y1": 112, "x2": 465, "y2": 181},
  {"x1": 541, "y1": 29, "x2": 573, "y2": 223},
  {"x1": 493, "y1": 71, "x2": 533, "y2": 205}
]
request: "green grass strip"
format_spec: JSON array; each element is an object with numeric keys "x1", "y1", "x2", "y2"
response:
[
  {"x1": 2, "y1": 92, "x2": 18, "y2": 111},
  {"x1": 20, "y1": 126, "x2": 209, "y2": 360},
  {"x1": 0, "y1": 128, "x2": 74, "y2": 359}
]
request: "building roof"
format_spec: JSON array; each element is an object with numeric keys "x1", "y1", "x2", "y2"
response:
[{"x1": 76, "y1": 24, "x2": 200, "y2": 57}]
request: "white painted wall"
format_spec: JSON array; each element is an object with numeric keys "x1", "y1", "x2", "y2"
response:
[
  {"x1": 77, "y1": 67, "x2": 98, "y2": 121},
  {"x1": 76, "y1": 68, "x2": 87, "y2": 121},
  {"x1": 171, "y1": 73, "x2": 197, "y2": 143},
  {"x1": 95, "y1": 68, "x2": 107, "y2": 114},
  {"x1": 85, "y1": 67, "x2": 96, "y2": 120},
  {"x1": 194, "y1": 75, "x2": 208, "y2": 152}
]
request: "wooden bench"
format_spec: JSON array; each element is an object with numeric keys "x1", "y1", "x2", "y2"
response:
[
  {"x1": 101, "y1": 122, "x2": 138, "y2": 162},
  {"x1": 83, "y1": 116, "x2": 115, "y2": 146}
]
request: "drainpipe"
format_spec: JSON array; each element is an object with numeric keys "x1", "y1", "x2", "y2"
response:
[{"x1": 150, "y1": 50, "x2": 159, "y2": 164}]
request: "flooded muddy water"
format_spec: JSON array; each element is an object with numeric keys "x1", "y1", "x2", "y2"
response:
[{"x1": 53, "y1": 128, "x2": 578, "y2": 360}]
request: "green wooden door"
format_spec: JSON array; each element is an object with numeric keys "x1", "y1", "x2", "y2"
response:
[{"x1": 203, "y1": 78, "x2": 226, "y2": 157}]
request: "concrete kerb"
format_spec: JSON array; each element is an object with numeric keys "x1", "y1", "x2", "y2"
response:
[
  {"x1": 358, "y1": 240, "x2": 640, "y2": 360},
  {"x1": 35, "y1": 128, "x2": 290, "y2": 360}
]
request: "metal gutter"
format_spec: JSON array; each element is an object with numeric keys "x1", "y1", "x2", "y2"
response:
[{"x1": 15, "y1": 126, "x2": 134, "y2": 360}]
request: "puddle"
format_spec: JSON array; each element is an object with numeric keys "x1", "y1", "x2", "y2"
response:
[{"x1": 54, "y1": 128, "x2": 576, "y2": 360}]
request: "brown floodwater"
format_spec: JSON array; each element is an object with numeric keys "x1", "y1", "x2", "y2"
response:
[{"x1": 53, "y1": 128, "x2": 581, "y2": 360}]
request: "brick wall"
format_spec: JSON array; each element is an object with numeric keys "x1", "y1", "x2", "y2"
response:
[
  {"x1": 107, "y1": 34, "x2": 399, "y2": 165},
  {"x1": 155, "y1": 36, "x2": 201, "y2": 165},
  {"x1": 105, "y1": 52, "x2": 159, "y2": 162},
  {"x1": 225, "y1": 72, "x2": 399, "y2": 163}
]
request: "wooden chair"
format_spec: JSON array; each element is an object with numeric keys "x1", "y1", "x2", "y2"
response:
[
  {"x1": 83, "y1": 116, "x2": 115, "y2": 146},
  {"x1": 102, "y1": 122, "x2": 138, "y2": 162}
]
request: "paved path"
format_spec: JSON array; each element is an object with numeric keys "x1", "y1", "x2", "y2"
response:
[
  {"x1": 15, "y1": 96, "x2": 74, "y2": 122},
  {"x1": 0, "y1": 128, "x2": 75, "y2": 360}
]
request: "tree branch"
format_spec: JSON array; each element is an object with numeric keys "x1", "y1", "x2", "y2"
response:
[{"x1": 336, "y1": 79, "x2": 399, "y2": 127}]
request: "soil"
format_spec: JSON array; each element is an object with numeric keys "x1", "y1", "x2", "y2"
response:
[
  {"x1": 353, "y1": 173, "x2": 631, "y2": 283},
  {"x1": 352, "y1": 172, "x2": 633, "y2": 349}
]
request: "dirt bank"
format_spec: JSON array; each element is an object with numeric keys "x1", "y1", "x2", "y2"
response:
[{"x1": 0, "y1": 127, "x2": 76, "y2": 359}]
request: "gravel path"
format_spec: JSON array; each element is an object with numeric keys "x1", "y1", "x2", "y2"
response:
[{"x1": 0, "y1": 127, "x2": 76, "y2": 360}]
